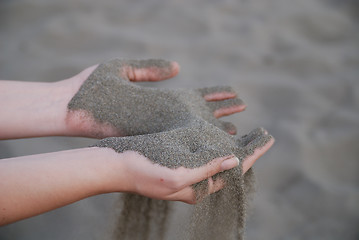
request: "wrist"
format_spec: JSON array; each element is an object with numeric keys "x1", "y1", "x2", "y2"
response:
[
  {"x1": 53, "y1": 77, "x2": 83, "y2": 136},
  {"x1": 88, "y1": 147, "x2": 130, "y2": 194},
  {"x1": 0, "y1": 80, "x2": 75, "y2": 139},
  {"x1": 24, "y1": 78, "x2": 81, "y2": 138}
]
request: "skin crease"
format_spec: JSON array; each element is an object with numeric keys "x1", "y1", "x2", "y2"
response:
[{"x1": 0, "y1": 59, "x2": 274, "y2": 231}]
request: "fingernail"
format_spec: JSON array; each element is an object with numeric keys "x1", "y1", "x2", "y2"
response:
[{"x1": 221, "y1": 157, "x2": 239, "y2": 171}]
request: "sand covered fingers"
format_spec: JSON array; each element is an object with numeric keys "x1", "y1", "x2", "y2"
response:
[
  {"x1": 197, "y1": 86, "x2": 238, "y2": 101},
  {"x1": 197, "y1": 86, "x2": 247, "y2": 117},
  {"x1": 193, "y1": 127, "x2": 273, "y2": 191},
  {"x1": 189, "y1": 128, "x2": 273, "y2": 240},
  {"x1": 235, "y1": 128, "x2": 274, "y2": 158},
  {"x1": 242, "y1": 138, "x2": 275, "y2": 173},
  {"x1": 157, "y1": 156, "x2": 238, "y2": 204},
  {"x1": 237, "y1": 127, "x2": 268, "y2": 147},
  {"x1": 174, "y1": 177, "x2": 227, "y2": 204},
  {"x1": 67, "y1": 59, "x2": 245, "y2": 137},
  {"x1": 87, "y1": 58, "x2": 179, "y2": 82},
  {"x1": 219, "y1": 121, "x2": 237, "y2": 135},
  {"x1": 206, "y1": 98, "x2": 246, "y2": 118},
  {"x1": 113, "y1": 59, "x2": 180, "y2": 82}
]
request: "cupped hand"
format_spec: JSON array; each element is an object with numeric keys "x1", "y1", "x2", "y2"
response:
[
  {"x1": 96, "y1": 120, "x2": 274, "y2": 203},
  {"x1": 65, "y1": 59, "x2": 246, "y2": 138}
]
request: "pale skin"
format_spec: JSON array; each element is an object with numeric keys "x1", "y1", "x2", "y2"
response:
[{"x1": 0, "y1": 61, "x2": 274, "y2": 226}]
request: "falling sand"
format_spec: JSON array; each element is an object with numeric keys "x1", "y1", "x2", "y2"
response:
[{"x1": 68, "y1": 59, "x2": 273, "y2": 240}]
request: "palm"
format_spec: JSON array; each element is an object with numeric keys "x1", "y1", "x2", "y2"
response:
[
  {"x1": 95, "y1": 120, "x2": 272, "y2": 190},
  {"x1": 67, "y1": 59, "x2": 246, "y2": 137}
]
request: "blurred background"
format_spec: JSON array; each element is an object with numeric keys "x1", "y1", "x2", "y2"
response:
[{"x1": 0, "y1": 0, "x2": 358, "y2": 239}]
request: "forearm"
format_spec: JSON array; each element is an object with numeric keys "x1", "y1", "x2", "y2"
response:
[
  {"x1": 0, "y1": 147, "x2": 121, "y2": 225},
  {"x1": 0, "y1": 79, "x2": 80, "y2": 139}
]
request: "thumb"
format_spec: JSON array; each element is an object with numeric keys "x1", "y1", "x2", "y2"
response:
[
  {"x1": 121, "y1": 59, "x2": 180, "y2": 82},
  {"x1": 183, "y1": 155, "x2": 240, "y2": 187}
]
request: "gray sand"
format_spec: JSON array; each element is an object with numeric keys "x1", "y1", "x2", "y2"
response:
[
  {"x1": 68, "y1": 59, "x2": 244, "y2": 136},
  {"x1": 96, "y1": 123, "x2": 271, "y2": 240},
  {"x1": 2, "y1": 1, "x2": 358, "y2": 239},
  {"x1": 68, "y1": 59, "x2": 273, "y2": 240}
]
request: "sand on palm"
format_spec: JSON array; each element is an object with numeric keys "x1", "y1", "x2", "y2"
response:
[{"x1": 68, "y1": 59, "x2": 273, "y2": 240}]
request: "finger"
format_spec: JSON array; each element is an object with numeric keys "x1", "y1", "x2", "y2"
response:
[
  {"x1": 179, "y1": 155, "x2": 240, "y2": 187},
  {"x1": 242, "y1": 131, "x2": 273, "y2": 157},
  {"x1": 168, "y1": 177, "x2": 225, "y2": 204},
  {"x1": 172, "y1": 138, "x2": 273, "y2": 203},
  {"x1": 120, "y1": 59, "x2": 180, "y2": 82},
  {"x1": 206, "y1": 98, "x2": 246, "y2": 118},
  {"x1": 237, "y1": 127, "x2": 268, "y2": 147},
  {"x1": 194, "y1": 177, "x2": 226, "y2": 203},
  {"x1": 242, "y1": 137, "x2": 275, "y2": 174},
  {"x1": 167, "y1": 186, "x2": 196, "y2": 204},
  {"x1": 207, "y1": 177, "x2": 225, "y2": 195},
  {"x1": 197, "y1": 86, "x2": 237, "y2": 101},
  {"x1": 219, "y1": 121, "x2": 237, "y2": 135}
]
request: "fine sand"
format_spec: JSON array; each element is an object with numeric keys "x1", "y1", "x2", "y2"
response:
[
  {"x1": 0, "y1": 0, "x2": 358, "y2": 239},
  {"x1": 69, "y1": 58, "x2": 272, "y2": 239},
  {"x1": 68, "y1": 59, "x2": 244, "y2": 137},
  {"x1": 96, "y1": 123, "x2": 269, "y2": 240}
]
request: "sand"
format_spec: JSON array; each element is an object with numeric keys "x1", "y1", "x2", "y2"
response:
[
  {"x1": 68, "y1": 59, "x2": 244, "y2": 136},
  {"x1": 70, "y1": 59, "x2": 272, "y2": 239},
  {"x1": 1, "y1": 0, "x2": 358, "y2": 239}
]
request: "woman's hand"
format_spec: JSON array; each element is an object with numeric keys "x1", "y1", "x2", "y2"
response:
[
  {"x1": 0, "y1": 133, "x2": 273, "y2": 225},
  {"x1": 65, "y1": 59, "x2": 246, "y2": 138},
  {"x1": 108, "y1": 140, "x2": 273, "y2": 204},
  {"x1": 0, "y1": 59, "x2": 244, "y2": 140},
  {"x1": 0, "y1": 59, "x2": 245, "y2": 139},
  {"x1": 96, "y1": 121, "x2": 275, "y2": 203}
]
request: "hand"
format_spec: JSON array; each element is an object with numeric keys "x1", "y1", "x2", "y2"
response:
[
  {"x1": 65, "y1": 59, "x2": 246, "y2": 138},
  {"x1": 0, "y1": 128, "x2": 273, "y2": 225},
  {"x1": 0, "y1": 58, "x2": 244, "y2": 140},
  {"x1": 96, "y1": 121, "x2": 274, "y2": 203}
]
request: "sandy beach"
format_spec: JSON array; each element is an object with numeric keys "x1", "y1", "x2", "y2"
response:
[{"x1": 0, "y1": 0, "x2": 358, "y2": 239}]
